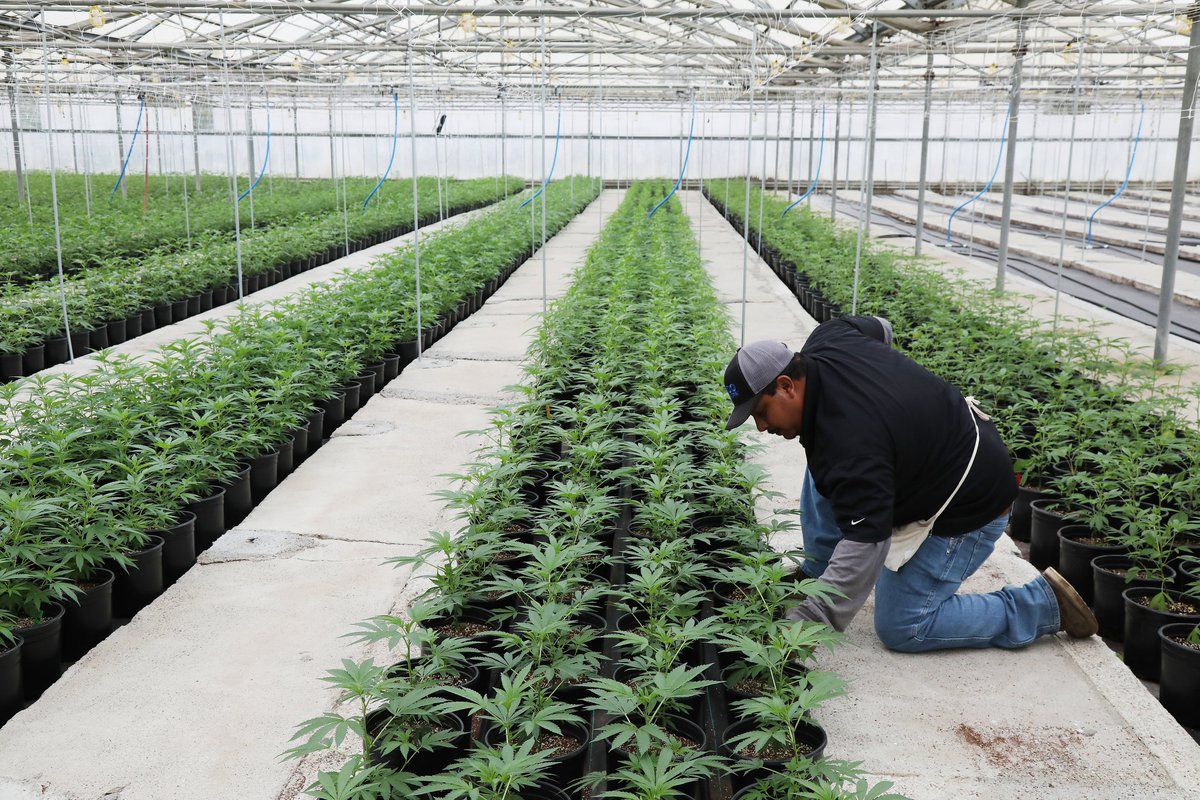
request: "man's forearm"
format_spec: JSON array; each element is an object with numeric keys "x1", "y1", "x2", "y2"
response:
[{"x1": 787, "y1": 538, "x2": 889, "y2": 631}]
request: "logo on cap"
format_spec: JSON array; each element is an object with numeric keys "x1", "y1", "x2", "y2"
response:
[{"x1": 726, "y1": 383, "x2": 741, "y2": 400}]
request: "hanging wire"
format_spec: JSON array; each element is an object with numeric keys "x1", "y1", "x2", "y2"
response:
[
  {"x1": 1086, "y1": 97, "x2": 1145, "y2": 247},
  {"x1": 647, "y1": 95, "x2": 695, "y2": 219},
  {"x1": 945, "y1": 103, "x2": 1013, "y2": 244},
  {"x1": 238, "y1": 106, "x2": 272, "y2": 202},
  {"x1": 519, "y1": 104, "x2": 561, "y2": 209},
  {"x1": 111, "y1": 94, "x2": 145, "y2": 198},
  {"x1": 783, "y1": 105, "x2": 826, "y2": 216},
  {"x1": 362, "y1": 93, "x2": 399, "y2": 209}
]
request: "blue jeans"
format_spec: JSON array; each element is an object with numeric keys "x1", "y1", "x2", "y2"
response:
[{"x1": 799, "y1": 469, "x2": 1059, "y2": 652}]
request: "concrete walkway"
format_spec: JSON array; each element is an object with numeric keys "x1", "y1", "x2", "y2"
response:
[
  {"x1": 678, "y1": 189, "x2": 1200, "y2": 800},
  {"x1": 842, "y1": 189, "x2": 1200, "y2": 308},
  {"x1": 0, "y1": 190, "x2": 624, "y2": 800},
  {"x1": 805, "y1": 191, "x2": 1200, "y2": 419},
  {"x1": 34, "y1": 202, "x2": 498, "y2": 383}
]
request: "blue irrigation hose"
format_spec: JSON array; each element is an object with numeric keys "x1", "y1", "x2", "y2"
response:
[
  {"x1": 783, "y1": 106, "x2": 826, "y2": 217},
  {"x1": 110, "y1": 96, "x2": 145, "y2": 198},
  {"x1": 1086, "y1": 100, "x2": 1145, "y2": 248},
  {"x1": 519, "y1": 107, "x2": 562, "y2": 210},
  {"x1": 946, "y1": 104, "x2": 1013, "y2": 244},
  {"x1": 648, "y1": 98, "x2": 696, "y2": 219},
  {"x1": 362, "y1": 94, "x2": 399, "y2": 210},
  {"x1": 238, "y1": 113, "x2": 271, "y2": 202}
]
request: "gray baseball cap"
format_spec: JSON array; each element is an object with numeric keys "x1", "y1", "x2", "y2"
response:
[{"x1": 723, "y1": 340, "x2": 794, "y2": 430}]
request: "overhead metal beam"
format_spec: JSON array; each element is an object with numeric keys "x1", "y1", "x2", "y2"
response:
[{"x1": 0, "y1": 3, "x2": 1175, "y2": 19}]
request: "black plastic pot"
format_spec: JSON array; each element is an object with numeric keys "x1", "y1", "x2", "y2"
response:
[
  {"x1": 0, "y1": 352, "x2": 22, "y2": 381},
  {"x1": 15, "y1": 602, "x2": 65, "y2": 700},
  {"x1": 44, "y1": 330, "x2": 90, "y2": 366},
  {"x1": 171, "y1": 298, "x2": 189, "y2": 320},
  {"x1": 1092, "y1": 555, "x2": 1175, "y2": 641},
  {"x1": 289, "y1": 421, "x2": 310, "y2": 467},
  {"x1": 321, "y1": 391, "x2": 346, "y2": 438},
  {"x1": 424, "y1": 605, "x2": 505, "y2": 656},
  {"x1": 354, "y1": 372, "x2": 376, "y2": 406},
  {"x1": 396, "y1": 338, "x2": 420, "y2": 368},
  {"x1": 124, "y1": 312, "x2": 143, "y2": 339},
  {"x1": 365, "y1": 707, "x2": 468, "y2": 774},
  {"x1": 88, "y1": 324, "x2": 109, "y2": 351},
  {"x1": 481, "y1": 719, "x2": 591, "y2": 787},
  {"x1": 113, "y1": 536, "x2": 165, "y2": 619},
  {"x1": 1158, "y1": 622, "x2": 1200, "y2": 728},
  {"x1": 366, "y1": 362, "x2": 386, "y2": 389},
  {"x1": 611, "y1": 713, "x2": 710, "y2": 768},
  {"x1": 1029, "y1": 499, "x2": 1087, "y2": 571},
  {"x1": 1010, "y1": 484, "x2": 1051, "y2": 543},
  {"x1": 222, "y1": 464, "x2": 253, "y2": 528},
  {"x1": 721, "y1": 661, "x2": 809, "y2": 708},
  {"x1": 249, "y1": 450, "x2": 280, "y2": 505},
  {"x1": 154, "y1": 303, "x2": 173, "y2": 327},
  {"x1": 63, "y1": 568, "x2": 115, "y2": 660},
  {"x1": 21, "y1": 344, "x2": 45, "y2": 376},
  {"x1": 267, "y1": 439, "x2": 291, "y2": 483},
  {"x1": 199, "y1": 289, "x2": 215, "y2": 312},
  {"x1": 151, "y1": 512, "x2": 197, "y2": 586},
  {"x1": 381, "y1": 354, "x2": 401, "y2": 384},
  {"x1": 721, "y1": 716, "x2": 828, "y2": 791},
  {"x1": 1123, "y1": 587, "x2": 1200, "y2": 681},
  {"x1": 1057, "y1": 525, "x2": 1124, "y2": 605},
  {"x1": 186, "y1": 294, "x2": 201, "y2": 317},
  {"x1": 306, "y1": 407, "x2": 326, "y2": 456},
  {"x1": 106, "y1": 318, "x2": 127, "y2": 347},
  {"x1": 0, "y1": 635, "x2": 22, "y2": 726},
  {"x1": 140, "y1": 307, "x2": 156, "y2": 334},
  {"x1": 341, "y1": 382, "x2": 362, "y2": 419},
  {"x1": 187, "y1": 487, "x2": 226, "y2": 553}
]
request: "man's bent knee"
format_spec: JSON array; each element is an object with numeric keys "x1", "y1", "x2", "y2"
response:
[{"x1": 874, "y1": 616, "x2": 927, "y2": 652}]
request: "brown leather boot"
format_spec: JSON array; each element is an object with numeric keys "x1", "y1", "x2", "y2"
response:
[{"x1": 1043, "y1": 567, "x2": 1098, "y2": 638}]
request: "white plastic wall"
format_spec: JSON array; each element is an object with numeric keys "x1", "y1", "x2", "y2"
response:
[{"x1": 3, "y1": 94, "x2": 1197, "y2": 188}]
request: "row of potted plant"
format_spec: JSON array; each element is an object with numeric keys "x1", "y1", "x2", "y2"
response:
[
  {"x1": 0, "y1": 172, "x2": 463, "y2": 284},
  {"x1": 0, "y1": 177, "x2": 515, "y2": 381},
  {"x1": 287, "y1": 181, "x2": 905, "y2": 800},
  {"x1": 0, "y1": 178, "x2": 600, "y2": 729},
  {"x1": 704, "y1": 178, "x2": 1200, "y2": 733}
]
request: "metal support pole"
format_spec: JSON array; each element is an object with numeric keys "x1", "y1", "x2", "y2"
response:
[
  {"x1": 862, "y1": 29, "x2": 880, "y2": 240},
  {"x1": 540, "y1": 19, "x2": 548, "y2": 316},
  {"x1": 772, "y1": 96, "x2": 782, "y2": 190},
  {"x1": 786, "y1": 94, "x2": 796, "y2": 197},
  {"x1": 1052, "y1": 34, "x2": 1086, "y2": 332},
  {"x1": 758, "y1": 88, "x2": 768, "y2": 251},
  {"x1": 500, "y1": 91, "x2": 508, "y2": 194},
  {"x1": 116, "y1": 93, "x2": 127, "y2": 198},
  {"x1": 852, "y1": 27, "x2": 880, "y2": 315},
  {"x1": 406, "y1": 18, "x2": 423, "y2": 360},
  {"x1": 806, "y1": 103, "x2": 815, "y2": 203},
  {"x1": 831, "y1": 85, "x2": 841, "y2": 220},
  {"x1": 292, "y1": 96, "x2": 301, "y2": 179},
  {"x1": 5, "y1": 52, "x2": 26, "y2": 205},
  {"x1": 68, "y1": 94, "x2": 79, "y2": 173},
  {"x1": 1153, "y1": 3, "x2": 1200, "y2": 364},
  {"x1": 327, "y1": 95, "x2": 337, "y2": 197},
  {"x1": 995, "y1": 2, "x2": 1028, "y2": 292},
  {"x1": 740, "y1": 30, "x2": 756, "y2": 346},
  {"x1": 915, "y1": 46, "x2": 934, "y2": 256},
  {"x1": 192, "y1": 103, "x2": 202, "y2": 191},
  {"x1": 244, "y1": 102, "x2": 256, "y2": 228}
]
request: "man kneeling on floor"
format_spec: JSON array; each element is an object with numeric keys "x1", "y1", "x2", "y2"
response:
[{"x1": 722, "y1": 316, "x2": 1097, "y2": 651}]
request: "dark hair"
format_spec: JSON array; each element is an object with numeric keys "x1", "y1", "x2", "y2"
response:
[{"x1": 760, "y1": 353, "x2": 805, "y2": 396}]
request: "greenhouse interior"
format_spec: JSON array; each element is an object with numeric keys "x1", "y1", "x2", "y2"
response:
[{"x1": 1, "y1": 1, "x2": 1200, "y2": 799}]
